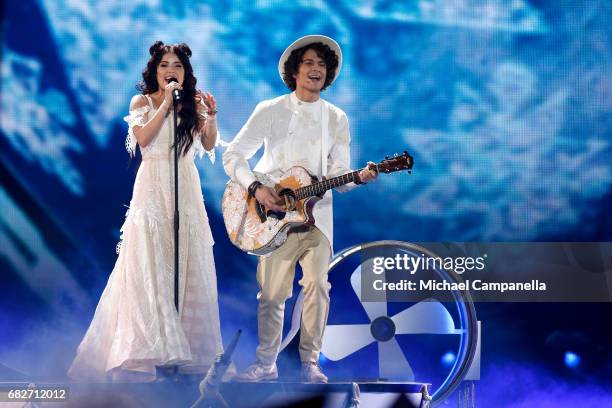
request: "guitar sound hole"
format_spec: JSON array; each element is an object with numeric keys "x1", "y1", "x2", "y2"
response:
[
  {"x1": 267, "y1": 209, "x2": 286, "y2": 221},
  {"x1": 278, "y1": 188, "x2": 297, "y2": 212},
  {"x1": 266, "y1": 188, "x2": 296, "y2": 220}
]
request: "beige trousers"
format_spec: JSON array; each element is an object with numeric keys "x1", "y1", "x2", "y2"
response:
[{"x1": 255, "y1": 226, "x2": 331, "y2": 365}]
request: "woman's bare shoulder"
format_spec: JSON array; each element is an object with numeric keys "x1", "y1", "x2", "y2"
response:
[{"x1": 129, "y1": 94, "x2": 148, "y2": 111}]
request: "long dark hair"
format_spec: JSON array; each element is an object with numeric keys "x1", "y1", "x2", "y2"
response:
[{"x1": 138, "y1": 41, "x2": 199, "y2": 156}]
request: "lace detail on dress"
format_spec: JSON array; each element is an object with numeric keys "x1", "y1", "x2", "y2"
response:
[
  {"x1": 194, "y1": 130, "x2": 226, "y2": 164},
  {"x1": 123, "y1": 105, "x2": 151, "y2": 157},
  {"x1": 69, "y1": 98, "x2": 222, "y2": 382},
  {"x1": 115, "y1": 206, "x2": 130, "y2": 254}
]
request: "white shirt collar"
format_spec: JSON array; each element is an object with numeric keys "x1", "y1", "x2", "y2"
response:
[{"x1": 290, "y1": 92, "x2": 322, "y2": 109}]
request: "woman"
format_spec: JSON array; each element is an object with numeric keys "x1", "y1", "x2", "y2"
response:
[{"x1": 68, "y1": 41, "x2": 223, "y2": 382}]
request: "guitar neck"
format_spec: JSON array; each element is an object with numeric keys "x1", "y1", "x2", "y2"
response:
[{"x1": 295, "y1": 170, "x2": 364, "y2": 200}]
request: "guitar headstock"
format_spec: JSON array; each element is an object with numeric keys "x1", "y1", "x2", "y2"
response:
[{"x1": 376, "y1": 151, "x2": 414, "y2": 174}]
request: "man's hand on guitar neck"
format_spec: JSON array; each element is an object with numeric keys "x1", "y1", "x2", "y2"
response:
[
  {"x1": 255, "y1": 186, "x2": 283, "y2": 212},
  {"x1": 357, "y1": 161, "x2": 379, "y2": 184}
]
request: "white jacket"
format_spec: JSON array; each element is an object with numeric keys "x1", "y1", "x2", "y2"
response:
[{"x1": 223, "y1": 93, "x2": 357, "y2": 249}]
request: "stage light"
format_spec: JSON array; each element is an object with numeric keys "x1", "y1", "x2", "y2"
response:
[
  {"x1": 564, "y1": 351, "x2": 580, "y2": 368},
  {"x1": 441, "y1": 351, "x2": 456, "y2": 366}
]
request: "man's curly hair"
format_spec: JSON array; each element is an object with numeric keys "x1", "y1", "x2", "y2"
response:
[{"x1": 282, "y1": 42, "x2": 339, "y2": 91}]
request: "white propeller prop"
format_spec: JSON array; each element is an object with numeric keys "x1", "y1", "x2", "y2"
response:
[
  {"x1": 321, "y1": 266, "x2": 462, "y2": 380},
  {"x1": 378, "y1": 337, "x2": 415, "y2": 381},
  {"x1": 321, "y1": 324, "x2": 374, "y2": 360}
]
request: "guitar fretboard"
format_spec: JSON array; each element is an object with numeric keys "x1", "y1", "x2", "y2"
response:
[{"x1": 295, "y1": 170, "x2": 363, "y2": 200}]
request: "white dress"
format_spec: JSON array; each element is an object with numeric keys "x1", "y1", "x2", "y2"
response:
[{"x1": 68, "y1": 95, "x2": 223, "y2": 382}]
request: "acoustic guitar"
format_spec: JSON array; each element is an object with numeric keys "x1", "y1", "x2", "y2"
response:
[{"x1": 222, "y1": 152, "x2": 414, "y2": 255}]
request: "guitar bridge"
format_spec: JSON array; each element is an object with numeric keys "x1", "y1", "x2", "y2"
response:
[{"x1": 255, "y1": 200, "x2": 267, "y2": 223}]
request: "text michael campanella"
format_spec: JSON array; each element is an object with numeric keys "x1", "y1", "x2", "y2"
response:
[{"x1": 369, "y1": 253, "x2": 546, "y2": 293}]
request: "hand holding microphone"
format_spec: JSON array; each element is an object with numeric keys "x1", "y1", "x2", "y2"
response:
[{"x1": 165, "y1": 77, "x2": 182, "y2": 106}]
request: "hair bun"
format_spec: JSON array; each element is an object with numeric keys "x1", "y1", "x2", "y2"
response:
[
  {"x1": 149, "y1": 41, "x2": 165, "y2": 56},
  {"x1": 176, "y1": 43, "x2": 192, "y2": 58}
]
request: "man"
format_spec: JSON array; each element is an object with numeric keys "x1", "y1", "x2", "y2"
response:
[{"x1": 223, "y1": 35, "x2": 377, "y2": 383}]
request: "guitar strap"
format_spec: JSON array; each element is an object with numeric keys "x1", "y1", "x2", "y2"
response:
[{"x1": 321, "y1": 100, "x2": 330, "y2": 178}]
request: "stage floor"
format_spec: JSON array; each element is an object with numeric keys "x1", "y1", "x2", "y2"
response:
[{"x1": 0, "y1": 379, "x2": 431, "y2": 408}]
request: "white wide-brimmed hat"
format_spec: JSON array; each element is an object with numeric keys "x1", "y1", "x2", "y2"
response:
[{"x1": 278, "y1": 35, "x2": 343, "y2": 85}]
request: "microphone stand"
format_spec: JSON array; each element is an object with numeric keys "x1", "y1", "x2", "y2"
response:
[
  {"x1": 190, "y1": 330, "x2": 242, "y2": 408},
  {"x1": 173, "y1": 96, "x2": 180, "y2": 312}
]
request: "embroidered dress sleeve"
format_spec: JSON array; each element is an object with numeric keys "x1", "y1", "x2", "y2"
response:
[
  {"x1": 123, "y1": 105, "x2": 151, "y2": 157},
  {"x1": 195, "y1": 110, "x2": 227, "y2": 164},
  {"x1": 222, "y1": 101, "x2": 270, "y2": 188}
]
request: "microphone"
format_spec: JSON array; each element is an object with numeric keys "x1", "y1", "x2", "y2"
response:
[{"x1": 168, "y1": 77, "x2": 182, "y2": 103}]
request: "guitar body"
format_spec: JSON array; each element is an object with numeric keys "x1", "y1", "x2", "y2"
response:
[
  {"x1": 222, "y1": 151, "x2": 413, "y2": 256},
  {"x1": 222, "y1": 166, "x2": 321, "y2": 256}
]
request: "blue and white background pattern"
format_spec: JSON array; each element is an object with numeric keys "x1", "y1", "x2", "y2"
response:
[{"x1": 1, "y1": 0, "x2": 611, "y2": 405}]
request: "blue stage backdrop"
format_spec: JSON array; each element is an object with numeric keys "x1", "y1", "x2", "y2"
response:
[{"x1": 1, "y1": 0, "x2": 611, "y2": 405}]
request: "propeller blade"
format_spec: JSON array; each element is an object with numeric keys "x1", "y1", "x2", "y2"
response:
[
  {"x1": 378, "y1": 338, "x2": 415, "y2": 381},
  {"x1": 322, "y1": 324, "x2": 374, "y2": 361},
  {"x1": 392, "y1": 300, "x2": 463, "y2": 334},
  {"x1": 351, "y1": 266, "x2": 387, "y2": 321}
]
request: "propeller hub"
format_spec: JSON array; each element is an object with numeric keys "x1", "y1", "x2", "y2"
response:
[{"x1": 370, "y1": 316, "x2": 396, "y2": 342}]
